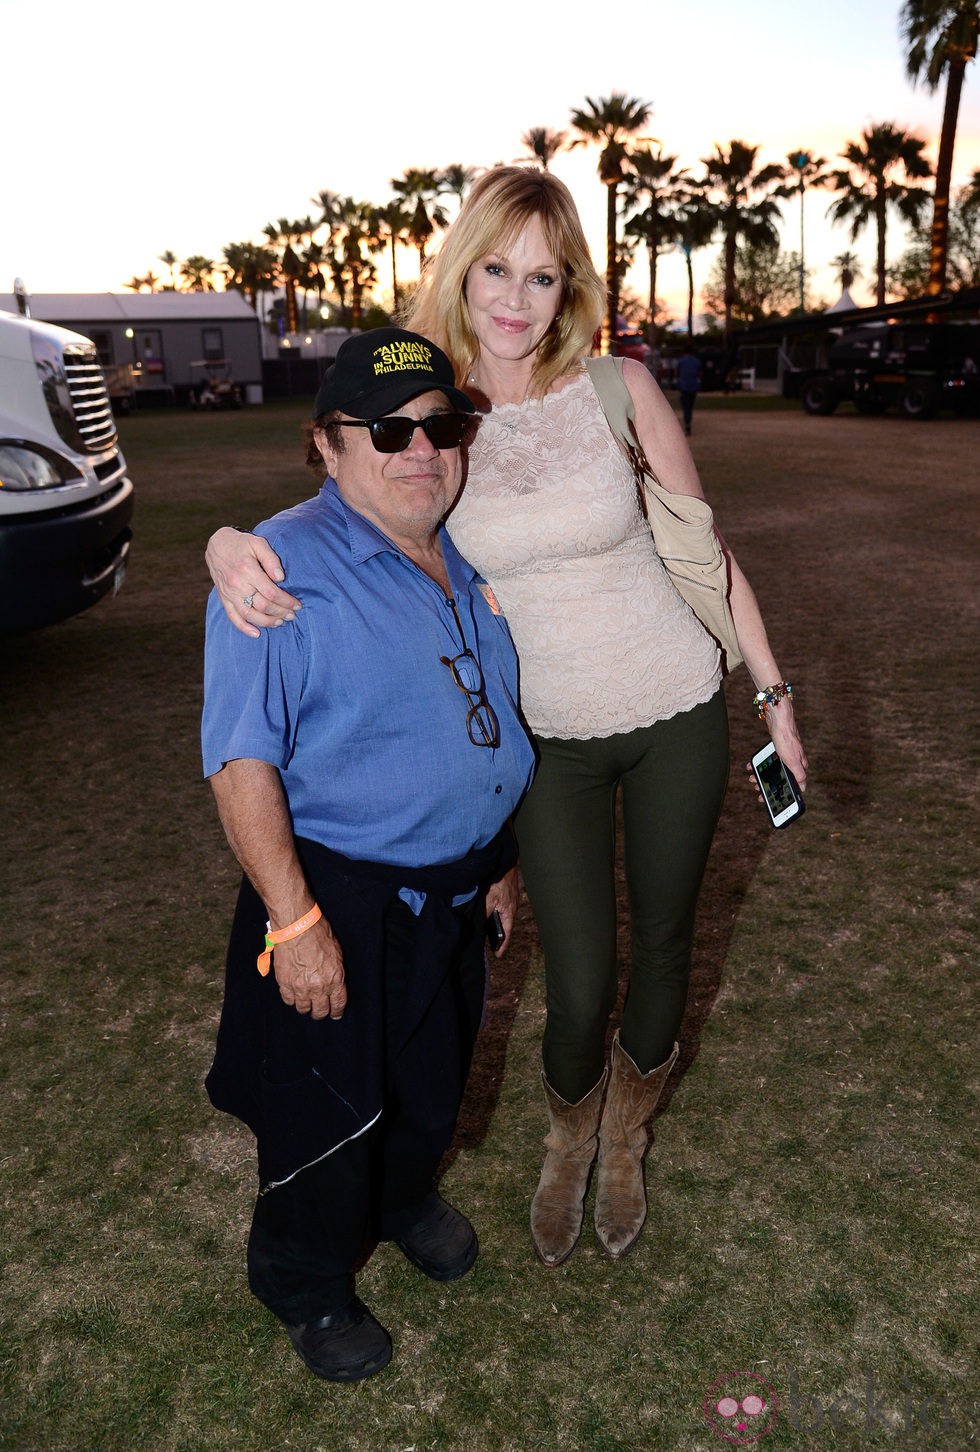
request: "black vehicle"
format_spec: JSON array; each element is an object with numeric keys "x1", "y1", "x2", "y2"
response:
[{"x1": 796, "y1": 321, "x2": 980, "y2": 420}]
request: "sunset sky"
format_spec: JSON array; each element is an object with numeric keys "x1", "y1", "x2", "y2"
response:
[{"x1": 3, "y1": 0, "x2": 978, "y2": 319}]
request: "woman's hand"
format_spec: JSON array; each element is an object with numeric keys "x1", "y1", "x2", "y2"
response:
[
  {"x1": 745, "y1": 697, "x2": 808, "y2": 803},
  {"x1": 764, "y1": 697, "x2": 807, "y2": 790},
  {"x1": 206, "y1": 527, "x2": 302, "y2": 639}
]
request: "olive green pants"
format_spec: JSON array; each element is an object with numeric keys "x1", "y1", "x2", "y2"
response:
[{"x1": 515, "y1": 690, "x2": 729, "y2": 1103}]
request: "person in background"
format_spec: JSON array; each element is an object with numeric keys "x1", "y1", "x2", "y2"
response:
[
  {"x1": 675, "y1": 345, "x2": 702, "y2": 436},
  {"x1": 201, "y1": 328, "x2": 535, "y2": 1382},
  {"x1": 205, "y1": 168, "x2": 807, "y2": 1271}
]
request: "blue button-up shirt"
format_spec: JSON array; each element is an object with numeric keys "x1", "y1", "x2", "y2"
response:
[{"x1": 202, "y1": 479, "x2": 535, "y2": 870}]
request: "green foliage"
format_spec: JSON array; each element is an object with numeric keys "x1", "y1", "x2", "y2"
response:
[
  {"x1": 889, "y1": 182, "x2": 980, "y2": 295},
  {"x1": 702, "y1": 241, "x2": 805, "y2": 322}
]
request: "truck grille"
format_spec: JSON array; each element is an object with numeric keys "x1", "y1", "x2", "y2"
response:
[{"x1": 63, "y1": 346, "x2": 118, "y2": 453}]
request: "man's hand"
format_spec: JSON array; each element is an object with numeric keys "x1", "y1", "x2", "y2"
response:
[
  {"x1": 209, "y1": 758, "x2": 344, "y2": 1016},
  {"x1": 485, "y1": 865, "x2": 520, "y2": 957},
  {"x1": 272, "y1": 916, "x2": 347, "y2": 1020}
]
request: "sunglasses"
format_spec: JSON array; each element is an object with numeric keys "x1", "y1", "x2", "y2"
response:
[{"x1": 335, "y1": 413, "x2": 469, "y2": 454}]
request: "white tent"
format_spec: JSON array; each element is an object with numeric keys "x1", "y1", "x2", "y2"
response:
[{"x1": 825, "y1": 288, "x2": 859, "y2": 315}]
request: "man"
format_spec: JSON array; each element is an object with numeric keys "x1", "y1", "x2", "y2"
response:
[
  {"x1": 201, "y1": 328, "x2": 535, "y2": 1384},
  {"x1": 675, "y1": 345, "x2": 702, "y2": 436}
]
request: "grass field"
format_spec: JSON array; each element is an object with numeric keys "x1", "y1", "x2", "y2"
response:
[{"x1": 1, "y1": 396, "x2": 977, "y2": 1451}]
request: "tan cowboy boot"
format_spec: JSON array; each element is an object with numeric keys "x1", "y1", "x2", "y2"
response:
[
  {"x1": 594, "y1": 1032, "x2": 679, "y2": 1259},
  {"x1": 530, "y1": 1070, "x2": 607, "y2": 1267}
]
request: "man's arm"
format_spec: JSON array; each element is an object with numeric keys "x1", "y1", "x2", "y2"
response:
[{"x1": 209, "y1": 758, "x2": 347, "y2": 1020}]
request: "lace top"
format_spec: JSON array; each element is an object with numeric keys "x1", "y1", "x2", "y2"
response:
[{"x1": 446, "y1": 369, "x2": 721, "y2": 739}]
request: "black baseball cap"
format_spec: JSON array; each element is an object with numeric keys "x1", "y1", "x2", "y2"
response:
[{"x1": 313, "y1": 327, "x2": 475, "y2": 419}]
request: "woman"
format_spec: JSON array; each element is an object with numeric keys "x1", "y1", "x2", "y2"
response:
[{"x1": 206, "y1": 167, "x2": 807, "y2": 1268}]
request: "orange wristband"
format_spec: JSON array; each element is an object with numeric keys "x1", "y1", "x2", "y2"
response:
[{"x1": 257, "y1": 903, "x2": 322, "y2": 976}]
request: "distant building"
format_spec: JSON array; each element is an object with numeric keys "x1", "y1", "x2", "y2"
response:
[{"x1": 0, "y1": 290, "x2": 264, "y2": 405}]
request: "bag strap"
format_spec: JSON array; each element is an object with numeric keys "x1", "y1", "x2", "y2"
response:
[
  {"x1": 584, "y1": 355, "x2": 661, "y2": 517},
  {"x1": 584, "y1": 354, "x2": 632, "y2": 435}
]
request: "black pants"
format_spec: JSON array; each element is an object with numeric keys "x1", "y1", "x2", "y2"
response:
[
  {"x1": 246, "y1": 895, "x2": 485, "y2": 1323},
  {"x1": 514, "y1": 691, "x2": 729, "y2": 1102}
]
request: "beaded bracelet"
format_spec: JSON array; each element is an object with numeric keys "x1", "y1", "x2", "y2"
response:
[
  {"x1": 257, "y1": 903, "x2": 322, "y2": 976},
  {"x1": 753, "y1": 681, "x2": 794, "y2": 721}
]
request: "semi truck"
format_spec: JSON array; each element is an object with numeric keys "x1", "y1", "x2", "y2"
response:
[
  {"x1": 795, "y1": 320, "x2": 980, "y2": 420},
  {"x1": 0, "y1": 305, "x2": 134, "y2": 632},
  {"x1": 726, "y1": 286, "x2": 980, "y2": 420}
]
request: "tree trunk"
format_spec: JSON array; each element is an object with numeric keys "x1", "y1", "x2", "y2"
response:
[
  {"x1": 875, "y1": 193, "x2": 887, "y2": 306},
  {"x1": 927, "y1": 59, "x2": 965, "y2": 297},
  {"x1": 723, "y1": 227, "x2": 737, "y2": 346},
  {"x1": 647, "y1": 213, "x2": 659, "y2": 346},
  {"x1": 602, "y1": 181, "x2": 618, "y2": 355},
  {"x1": 390, "y1": 237, "x2": 400, "y2": 315},
  {"x1": 285, "y1": 280, "x2": 299, "y2": 335},
  {"x1": 685, "y1": 249, "x2": 695, "y2": 340}
]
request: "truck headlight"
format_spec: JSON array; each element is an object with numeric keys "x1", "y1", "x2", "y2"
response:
[{"x1": 0, "y1": 443, "x2": 81, "y2": 491}]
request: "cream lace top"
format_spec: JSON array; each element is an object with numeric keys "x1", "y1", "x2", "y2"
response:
[{"x1": 446, "y1": 369, "x2": 721, "y2": 739}]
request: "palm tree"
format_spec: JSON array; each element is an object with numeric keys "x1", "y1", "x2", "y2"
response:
[
  {"x1": 123, "y1": 273, "x2": 158, "y2": 293},
  {"x1": 901, "y1": 0, "x2": 979, "y2": 294},
  {"x1": 318, "y1": 196, "x2": 383, "y2": 329},
  {"x1": 696, "y1": 140, "x2": 785, "y2": 345},
  {"x1": 831, "y1": 249, "x2": 863, "y2": 295},
  {"x1": 569, "y1": 92, "x2": 653, "y2": 353},
  {"x1": 826, "y1": 123, "x2": 932, "y2": 305},
  {"x1": 674, "y1": 201, "x2": 717, "y2": 340},
  {"x1": 263, "y1": 219, "x2": 313, "y2": 333},
  {"x1": 222, "y1": 241, "x2": 277, "y2": 312},
  {"x1": 180, "y1": 257, "x2": 215, "y2": 292},
  {"x1": 781, "y1": 150, "x2": 829, "y2": 310},
  {"x1": 390, "y1": 169, "x2": 450, "y2": 274},
  {"x1": 963, "y1": 167, "x2": 980, "y2": 209},
  {"x1": 623, "y1": 147, "x2": 689, "y2": 344},
  {"x1": 342, "y1": 202, "x2": 384, "y2": 329},
  {"x1": 439, "y1": 164, "x2": 477, "y2": 212},
  {"x1": 158, "y1": 250, "x2": 178, "y2": 291},
  {"x1": 519, "y1": 126, "x2": 568, "y2": 170},
  {"x1": 373, "y1": 201, "x2": 413, "y2": 316},
  {"x1": 296, "y1": 240, "x2": 327, "y2": 328}
]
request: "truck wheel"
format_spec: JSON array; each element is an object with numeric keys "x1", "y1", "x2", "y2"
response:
[
  {"x1": 899, "y1": 380, "x2": 939, "y2": 420},
  {"x1": 801, "y1": 377, "x2": 838, "y2": 415}
]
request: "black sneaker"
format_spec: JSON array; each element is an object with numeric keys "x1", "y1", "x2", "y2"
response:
[
  {"x1": 285, "y1": 1298, "x2": 392, "y2": 1382},
  {"x1": 392, "y1": 1193, "x2": 478, "y2": 1281}
]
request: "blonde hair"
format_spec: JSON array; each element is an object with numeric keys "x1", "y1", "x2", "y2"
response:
[{"x1": 407, "y1": 166, "x2": 605, "y2": 397}]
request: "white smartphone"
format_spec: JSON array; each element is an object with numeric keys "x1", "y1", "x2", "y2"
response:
[{"x1": 750, "y1": 741, "x2": 805, "y2": 829}]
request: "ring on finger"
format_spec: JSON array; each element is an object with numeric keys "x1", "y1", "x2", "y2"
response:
[{"x1": 243, "y1": 593, "x2": 256, "y2": 609}]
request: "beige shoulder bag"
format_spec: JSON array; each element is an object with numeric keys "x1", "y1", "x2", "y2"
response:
[{"x1": 585, "y1": 354, "x2": 743, "y2": 675}]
